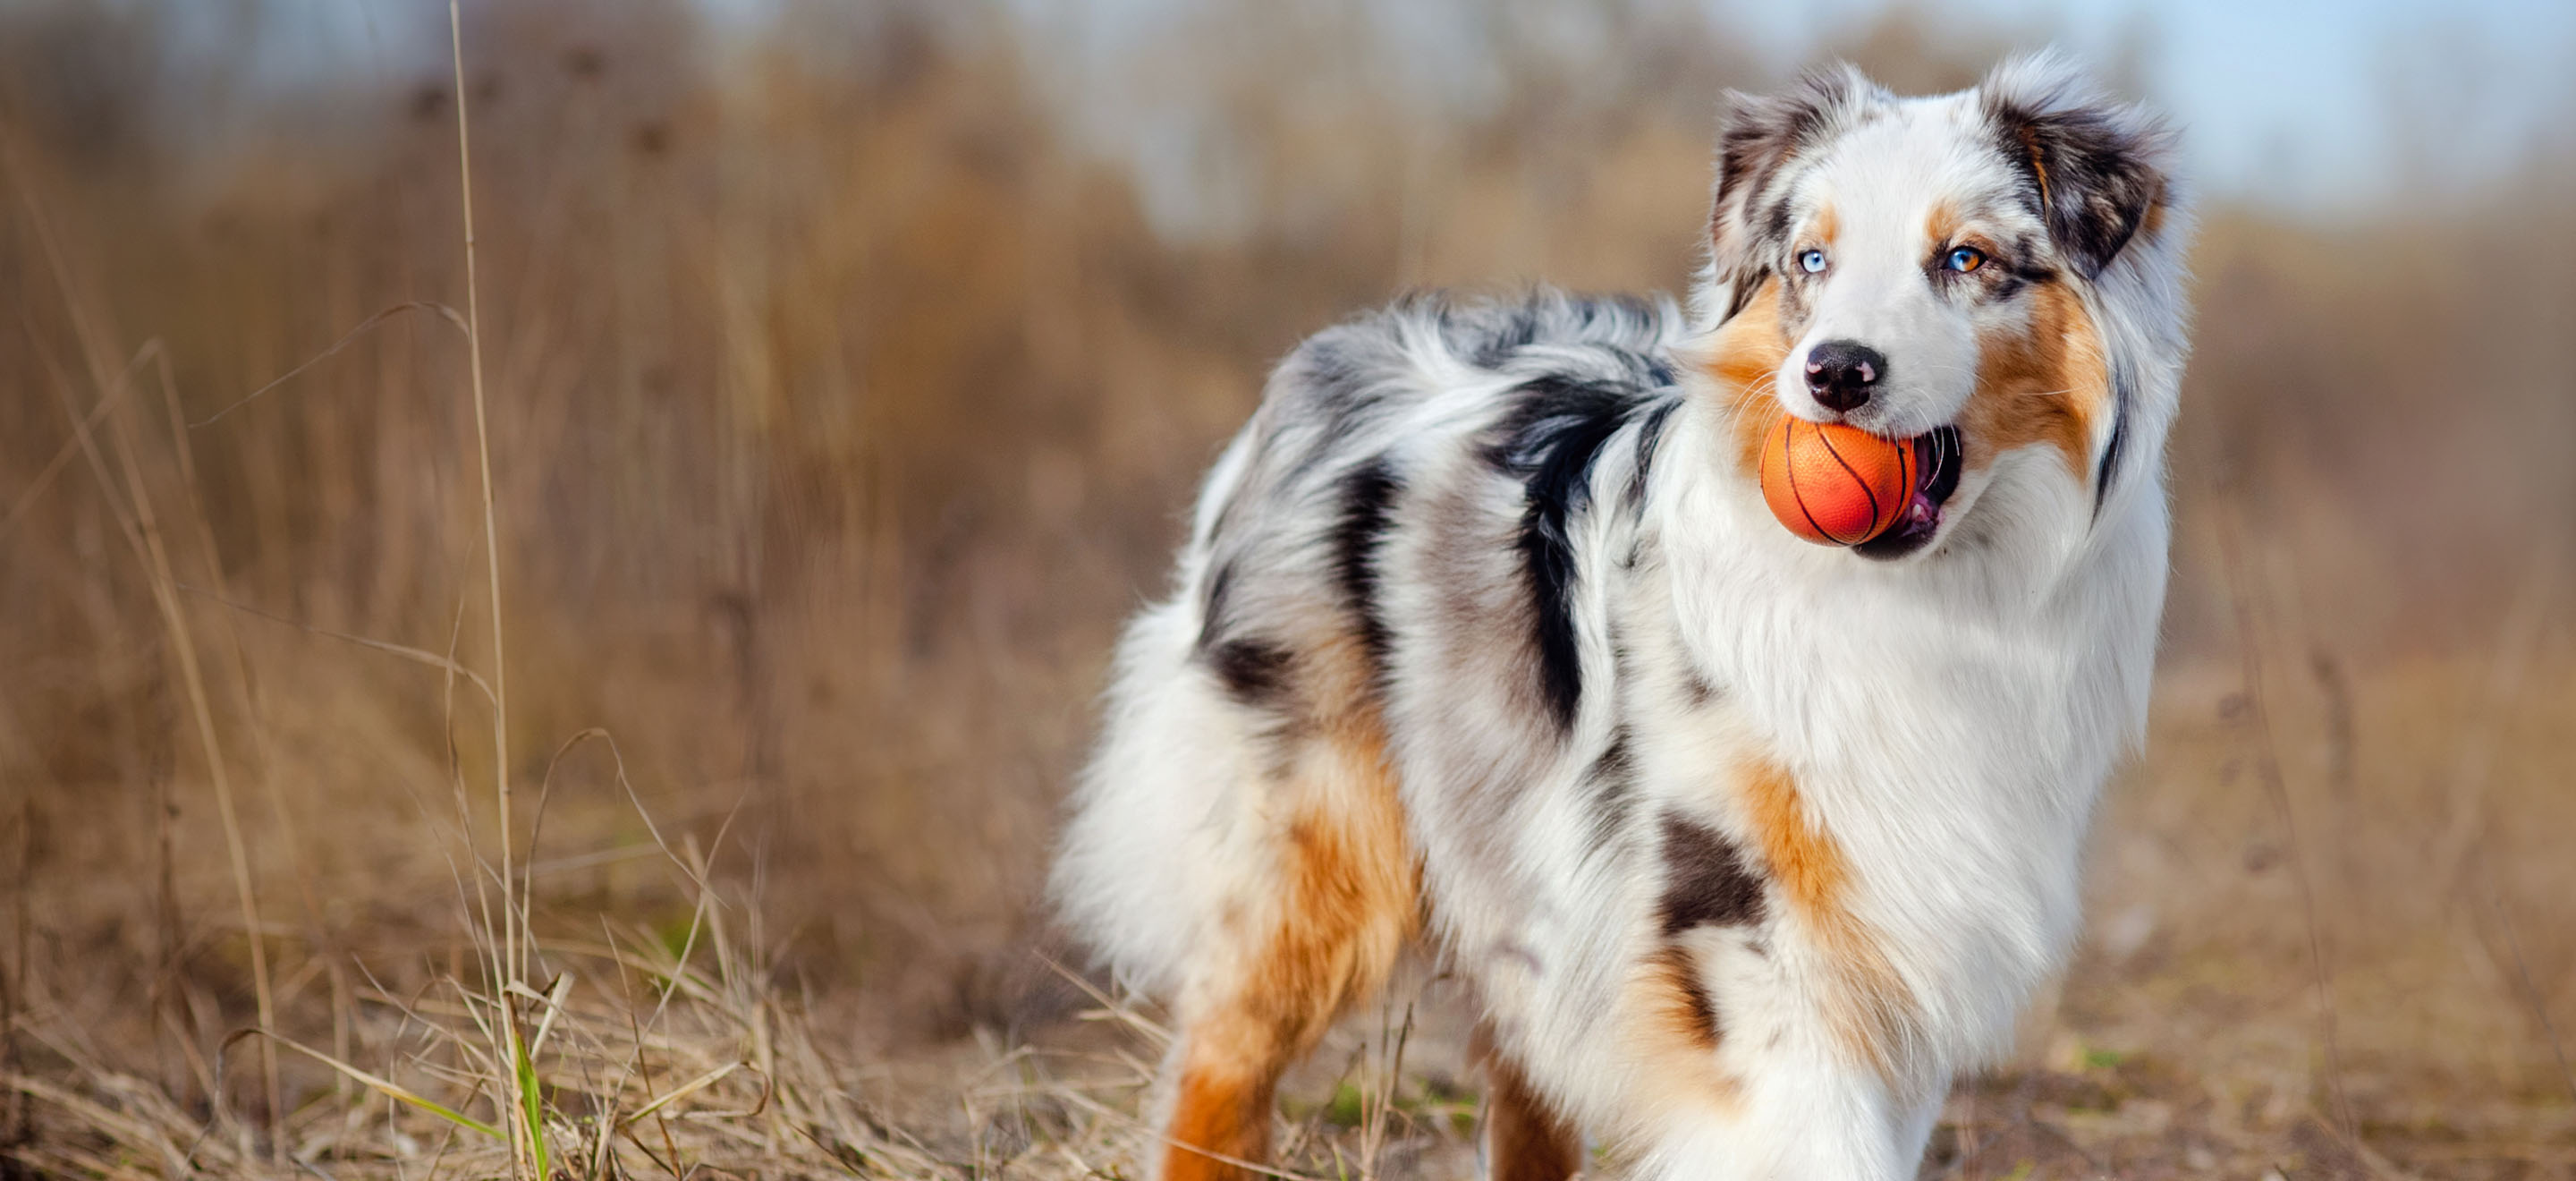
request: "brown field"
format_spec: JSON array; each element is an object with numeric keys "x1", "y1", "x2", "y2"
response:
[{"x1": 1, "y1": 2, "x2": 2570, "y2": 1177}]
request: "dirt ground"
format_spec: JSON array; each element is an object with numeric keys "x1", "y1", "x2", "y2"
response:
[{"x1": 819, "y1": 661, "x2": 2576, "y2": 1181}]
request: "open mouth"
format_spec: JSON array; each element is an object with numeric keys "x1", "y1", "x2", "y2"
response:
[{"x1": 1853, "y1": 425, "x2": 1962, "y2": 560}]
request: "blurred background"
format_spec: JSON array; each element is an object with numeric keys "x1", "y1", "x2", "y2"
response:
[{"x1": 2, "y1": 0, "x2": 2571, "y2": 1177}]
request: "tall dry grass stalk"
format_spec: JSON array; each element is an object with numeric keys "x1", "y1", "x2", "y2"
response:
[
  {"x1": 441, "y1": 3, "x2": 545, "y2": 1173},
  {"x1": 446, "y1": 0, "x2": 513, "y2": 972},
  {"x1": 2, "y1": 124, "x2": 287, "y2": 1159}
]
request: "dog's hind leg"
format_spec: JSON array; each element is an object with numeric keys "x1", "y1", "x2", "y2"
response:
[
  {"x1": 1470, "y1": 1022, "x2": 1583, "y2": 1181},
  {"x1": 1156, "y1": 710, "x2": 1416, "y2": 1181}
]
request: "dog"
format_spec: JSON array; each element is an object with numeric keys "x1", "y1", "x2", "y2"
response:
[{"x1": 1051, "y1": 52, "x2": 2190, "y2": 1181}]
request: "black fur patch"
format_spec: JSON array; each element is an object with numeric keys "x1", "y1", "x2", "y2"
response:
[
  {"x1": 1197, "y1": 558, "x2": 1239, "y2": 648},
  {"x1": 1985, "y1": 92, "x2": 2165, "y2": 278},
  {"x1": 1657, "y1": 811, "x2": 1767, "y2": 937},
  {"x1": 1292, "y1": 341, "x2": 1391, "y2": 484},
  {"x1": 2005, "y1": 237, "x2": 2055, "y2": 284},
  {"x1": 1625, "y1": 397, "x2": 1679, "y2": 513},
  {"x1": 1334, "y1": 459, "x2": 1403, "y2": 676},
  {"x1": 1581, "y1": 729, "x2": 1637, "y2": 858},
  {"x1": 1721, "y1": 268, "x2": 1773, "y2": 324},
  {"x1": 1489, "y1": 376, "x2": 1658, "y2": 729},
  {"x1": 1758, "y1": 196, "x2": 1797, "y2": 250},
  {"x1": 2094, "y1": 358, "x2": 2135, "y2": 515},
  {"x1": 1207, "y1": 637, "x2": 1294, "y2": 708}
]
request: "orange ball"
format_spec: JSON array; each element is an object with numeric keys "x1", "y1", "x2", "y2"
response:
[{"x1": 1758, "y1": 418, "x2": 1918, "y2": 546}]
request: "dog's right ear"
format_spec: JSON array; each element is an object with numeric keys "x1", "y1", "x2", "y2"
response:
[
  {"x1": 1707, "y1": 64, "x2": 1875, "y2": 320},
  {"x1": 1979, "y1": 51, "x2": 2175, "y2": 280}
]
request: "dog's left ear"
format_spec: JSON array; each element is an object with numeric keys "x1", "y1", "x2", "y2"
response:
[
  {"x1": 1980, "y1": 52, "x2": 2175, "y2": 280},
  {"x1": 1705, "y1": 63, "x2": 1877, "y2": 315}
]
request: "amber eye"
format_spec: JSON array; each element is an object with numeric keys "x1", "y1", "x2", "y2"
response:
[{"x1": 1944, "y1": 246, "x2": 1987, "y2": 274}]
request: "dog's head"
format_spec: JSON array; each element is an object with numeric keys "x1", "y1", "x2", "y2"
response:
[{"x1": 1694, "y1": 54, "x2": 2183, "y2": 561}]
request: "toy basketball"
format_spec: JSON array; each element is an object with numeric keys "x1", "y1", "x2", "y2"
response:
[{"x1": 1758, "y1": 418, "x2": 1917, "y2": 546}]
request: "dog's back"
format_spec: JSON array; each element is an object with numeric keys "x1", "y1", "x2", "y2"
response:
[{"x1": 1051, "y1": 288, "x2": 1682, "y2": 994}]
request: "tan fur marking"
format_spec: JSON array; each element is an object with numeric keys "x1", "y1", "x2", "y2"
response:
[
  {"x1": 1812, "y1": 202, "x2": 1838, "y2": 248},
  {"x1": 1164, "y1": 635, "x2": 1419, "y2": 1181},
  {"x1": 1926, "y1": 200, "x2": 1962, "y2": 249},
  {"x1": 1644, "y1": 942, "x2": 1721, "y2": 1051},
  {"x1": 2138, "y1": 195, "x2": 2168, "y2": 242},
  {"x1": 1614, "y1": 914, "x2": 1741, "y2": 1114},
  {"x1": 1471, "y1": 1024, "x2": 1584, "y2": 1181},
  {"x1": 1738, "y1": 758, "x2": 1915, "y2": 1081},
  {"x1": 1164, "y1": 1065, "x2": 1275, "y2": 1181},
  {"x1": 2015, "y1": 123, "x2": 2052, "y2": 209},
  {"x1": 1963, "y1": 278, "x2": 2106, "y2": 482},
  {"x1": 1740, "y1": 759, "x2": 1845, "y2": 914},
  {"x1": 1703, "y1": 277, "x2": 1795, "y2": 478},
  {"x1": 1614, "y1": 945, "x2": 1741, "y2": 1118}
]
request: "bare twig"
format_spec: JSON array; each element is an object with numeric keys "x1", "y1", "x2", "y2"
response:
[
  {"x1": 2214, "y1": 507, "x2": 2357, "y2": 1149},
  {"x1": 449, "y1": 0, "x2": 514, "y2": 990},
  {"x1": 188, "y1": 302, "x2": 470, "y2": 429}
]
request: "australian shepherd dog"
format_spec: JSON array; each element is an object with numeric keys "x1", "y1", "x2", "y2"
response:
[{"x1": 1052, "y1": 52, "x2": 2191, "y2": 1181}]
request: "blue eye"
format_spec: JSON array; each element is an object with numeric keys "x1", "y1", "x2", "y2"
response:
[
  {"x1": 1798, "y1": 249, "x2": 1827, "y2": 274},
  {"x1": 1944, "y1": 246, "x2": 1987, "y2": 273}
]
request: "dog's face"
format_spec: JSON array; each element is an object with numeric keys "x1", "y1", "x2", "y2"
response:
[{"x1": 1699, "y1": 57, "x2": 2174, "y2": 560}]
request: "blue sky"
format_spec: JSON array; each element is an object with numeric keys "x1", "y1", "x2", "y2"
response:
[
  {"x1": 191, "y1": 0, "x2": 2576, "y2": 229},
  {"x1": 1756, "y1": 0, "x2": 2576, "y2": 213},
  {"x1": 1001, "y1": 0, "x2": 2576, "y2": 226}
]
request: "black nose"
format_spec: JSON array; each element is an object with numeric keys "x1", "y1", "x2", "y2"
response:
[{"x1": 1802, "y1": 340, "x2": 1886, "y2": 412}]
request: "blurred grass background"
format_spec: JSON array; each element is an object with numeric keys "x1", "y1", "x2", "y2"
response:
[{"x1": 0, "y1": 0, "x2": 2571, "y2": 1176}]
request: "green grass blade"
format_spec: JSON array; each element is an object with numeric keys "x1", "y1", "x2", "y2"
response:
[
  {"x1": 513, "y1": 1025, "x2": 550, "y2": 1179},
  {"x1": 222, "y1": 1029, "x2": 504, "y2": 1142}
]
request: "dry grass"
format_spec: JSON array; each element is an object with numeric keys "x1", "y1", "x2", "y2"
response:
[{"x1": 0, "y1": 1, "x2": 2570, "y2": 1177}]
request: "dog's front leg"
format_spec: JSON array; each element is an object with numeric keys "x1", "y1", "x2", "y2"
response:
[{"x1": 1624, "y1": 1052, "x2": 1933, "y2": 1181}]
